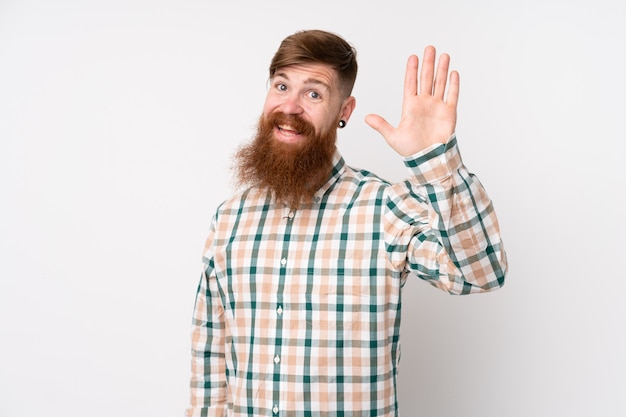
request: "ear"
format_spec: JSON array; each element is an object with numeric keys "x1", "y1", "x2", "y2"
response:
[{"x1": 339, "y1": 96, "x2": 356, "y2": 123}]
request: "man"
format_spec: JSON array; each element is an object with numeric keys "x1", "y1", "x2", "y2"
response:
[{"x1": 187, "y1": 30, "x2": 507, "y2": 416}]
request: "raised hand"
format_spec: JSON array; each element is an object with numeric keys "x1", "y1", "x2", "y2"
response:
[{"x1": 365, "y1": 46, "x2": 459, "y2": 157}]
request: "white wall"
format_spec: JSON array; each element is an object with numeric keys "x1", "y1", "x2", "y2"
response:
[{"x1": 1, "y1": 1, "x2": 624, "y2": 416}]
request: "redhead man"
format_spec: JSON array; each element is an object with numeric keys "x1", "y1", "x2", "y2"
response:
[{"x1": 187, "y1": 29, "x2": 507, "y2": 417}]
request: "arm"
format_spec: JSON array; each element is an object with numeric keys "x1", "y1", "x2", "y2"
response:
[
  {"x1": 186, "y1": 220, "x2": 229, "y2": 417},
  {"x1": 371, "y1": 46, "x2": 506, "y2": 293},
  {"x1": 387, "y1": 136, "x2": 507, "y2": 294}
]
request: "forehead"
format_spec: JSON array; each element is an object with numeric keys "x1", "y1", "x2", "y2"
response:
[{"x1": 272, "y1": 63, "x2": 339, "y2": 90}]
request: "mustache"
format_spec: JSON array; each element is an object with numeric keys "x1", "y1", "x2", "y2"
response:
[{"x1": 265, "y1": 112, "x2": 316, "y2": 137}]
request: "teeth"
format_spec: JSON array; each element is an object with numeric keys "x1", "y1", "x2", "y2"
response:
[{"x1": 278, "y1": 125, "x2": 299, "y2": 135}]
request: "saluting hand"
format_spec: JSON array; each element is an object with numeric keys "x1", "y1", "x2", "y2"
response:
[{"x1": 365, "y1": 46, "x2": 459, "y2": 157}]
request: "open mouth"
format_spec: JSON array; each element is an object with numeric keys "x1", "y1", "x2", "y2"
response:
[
  {"x1": 275, "y1": 124, "x2": 305, "y2": 142},
  {"x1": 277, "y1": 124, "x2": 301, "y2": 136}
]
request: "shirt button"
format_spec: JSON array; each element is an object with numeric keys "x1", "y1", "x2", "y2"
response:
[
  {"x1": 280, "y1": 258, "x2": 287, "y2": 266},
  {"x1": 274, "y1": 355, "x2": 281, "y2": 364},
  {"x1": 273, "y1": 405, "x2": 279, "y2": 414},
  {"x1": 433, "y1": 158, "x2": 441, "y2": 166},
  {"x1": 288, "y1": 212, "x2": 295, "y2": 220},
  {"x1": 277, "y1": 306, "x2": 283, "y2": 315}
]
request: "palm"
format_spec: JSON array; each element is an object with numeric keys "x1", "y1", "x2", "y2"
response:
[{"x1": 365, "y1": 46, "x2": 459, "y2": 157}]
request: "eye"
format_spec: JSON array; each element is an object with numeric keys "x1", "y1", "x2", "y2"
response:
[
  {"x1": 308, "y1": 90, "x2": 321, "y2": 100},
  {"x1": 276, "y1": 83, "x2": 287, "y2": 92}
]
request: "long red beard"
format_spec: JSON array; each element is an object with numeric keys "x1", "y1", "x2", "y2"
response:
[{"x1": 234, "y1": 112, "x2": 337, "y2": 209}]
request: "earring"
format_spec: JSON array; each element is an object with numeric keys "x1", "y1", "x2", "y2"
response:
[{"x1": 338, "y1": 120, "x2": 346, "y2": 128}]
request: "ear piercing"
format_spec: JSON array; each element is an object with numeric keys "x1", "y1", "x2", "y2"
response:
[{"x1": 338, "y1": 120, "x2": 346, "y2": 128}]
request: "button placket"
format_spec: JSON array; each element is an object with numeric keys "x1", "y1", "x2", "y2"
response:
[{"x1": 273, "y1": 206, "x2": 294, "y2": 414}]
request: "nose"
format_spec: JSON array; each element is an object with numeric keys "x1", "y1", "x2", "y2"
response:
[{"x1": 279, "y1": 93, "x2": 304, "y2": 115}]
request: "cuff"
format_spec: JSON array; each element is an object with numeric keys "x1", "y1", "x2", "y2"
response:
[{"x1": 402, "y1": 134, "x2": 463, "y2": 183}]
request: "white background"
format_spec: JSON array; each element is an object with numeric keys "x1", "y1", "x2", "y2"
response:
[{"x1": 1, "y1": 0, "x2": 625, "y2": 416}]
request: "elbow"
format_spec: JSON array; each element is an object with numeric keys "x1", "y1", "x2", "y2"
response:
[
  {"x1": 471, "y1": 254, "x2": 508, "y2": 295},
  {"x1": 448, "y1": 253, "x2": 508, "y2": 296}
]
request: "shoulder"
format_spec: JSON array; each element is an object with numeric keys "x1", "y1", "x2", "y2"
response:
[{"x1": 342, "y1": 164, "x2": 391, "y2": 188}]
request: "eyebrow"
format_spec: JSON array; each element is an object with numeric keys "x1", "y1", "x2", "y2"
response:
[{"x1": 274, "y1": 71, "x2": 331, "y2": 91}]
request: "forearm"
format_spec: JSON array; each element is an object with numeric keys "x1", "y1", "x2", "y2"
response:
[{"x1": 390, "y1": 135, "x2": 508, "y2": 294}]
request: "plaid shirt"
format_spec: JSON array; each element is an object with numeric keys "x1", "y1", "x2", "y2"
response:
[{"x1": 187, "y1": 136, "x2": 507, "y2": 417}]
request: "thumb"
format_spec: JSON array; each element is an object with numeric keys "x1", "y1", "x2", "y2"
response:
[{"x1": 364, "y1": 114, "x2": 394, "y2": 139}]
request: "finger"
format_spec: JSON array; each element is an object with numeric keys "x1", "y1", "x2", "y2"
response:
[
  {"x1": 446, "y1": 70, "x2": 460, "y2": 107},
  {"x1": 433, "y1": 53, "x2": 450, "y2": 101},
  {"x1": 364, "y1": 114, "x2": 394, "y2": 139},
  {"x1": 419, "y1": 46, "x2": 436, "y2": 95},
  {"x1": 403, "y1": 55, "x2": 418, "y2": 97}
]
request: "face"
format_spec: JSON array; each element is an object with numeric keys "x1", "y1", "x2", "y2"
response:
[
  {"x1": 262, "y1": 63, "x2": 356, "y2": 143},
  {"x1": 234, "y1": 63, "x2": 356, "y2": 208}
]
